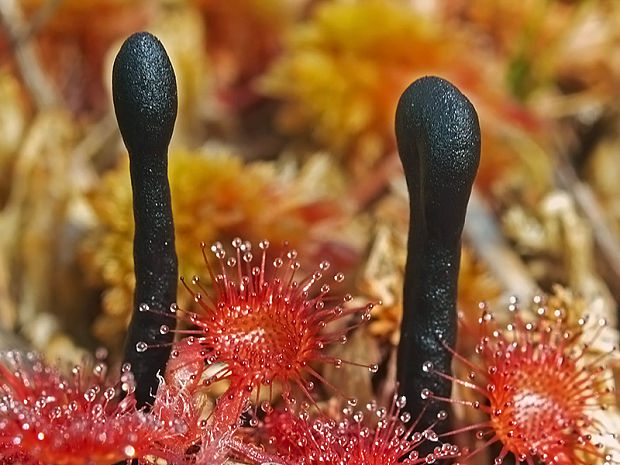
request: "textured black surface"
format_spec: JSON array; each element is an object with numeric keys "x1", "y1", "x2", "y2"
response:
[
  {"x1": 395, "y1": 76, "x2": 480, "y2": 431},
  {"x1": 112, "y1": 32, "x2": 178, "y2": 407}
]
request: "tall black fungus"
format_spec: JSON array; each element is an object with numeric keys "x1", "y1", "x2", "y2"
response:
[
  {"x1": 395, "y1": 76, "x2": 480, "y2": 430},
  {"x1": 112, "y1": 32, "x2": 178, "y2": 407}
]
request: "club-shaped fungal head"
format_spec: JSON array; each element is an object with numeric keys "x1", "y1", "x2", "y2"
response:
[
  {"x1": 395, "y1": 76, "x2": 480, "y2": 431},
  {"x1": 112, "y1": 31, "x2": 177, "y2": 157},
  {"x1": 395, "y1": 76, "x2": 480, "y2": 240}
]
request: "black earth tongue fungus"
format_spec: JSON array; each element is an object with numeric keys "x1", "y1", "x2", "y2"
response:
[
  {"x1": 112, "y1": 31, "x2": 178, "y2": 408},
  {"x1": 395, "y1": 76, "x2": 480, "y2": 432}
]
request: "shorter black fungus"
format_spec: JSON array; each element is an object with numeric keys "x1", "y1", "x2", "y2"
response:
[{"x1": 395, "y1": 76, "x2": 480, "y2": 431}]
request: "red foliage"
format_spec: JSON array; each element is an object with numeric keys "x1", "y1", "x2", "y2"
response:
[
  {"x1": 161, "y1": 239, "x2": 378, "y2": 408},
  {"x1": 0, "y1": 352, "x2": 193, "y2": 465},
  {"x1": 424, "y1": 299, "x2": 616, "y2": 465},
  {"x1": 257, "y1": 392, "x2": 459, "y2": 465}
]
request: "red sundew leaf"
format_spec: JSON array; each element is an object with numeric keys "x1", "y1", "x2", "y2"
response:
[
  {"x1": 424, "y1": 298, "x2": 619, "y2": 465},
  {"x1": 256, "y1": 392, "x2": 459, "y2": 465},
  {"x1": 154, "y1": 238, "x2": 379, "y2": 435},
  {"x1": 0, "y1": 351, "x2": 194, "y2": 465}
]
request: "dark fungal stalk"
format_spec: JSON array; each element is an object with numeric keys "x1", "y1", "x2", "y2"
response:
[
  {"x1": 395, "y1": 76, "x2": 480, "y2": 430},
  {"x1": 112, "y1": 32, "x2": 178, "y2": 407}
]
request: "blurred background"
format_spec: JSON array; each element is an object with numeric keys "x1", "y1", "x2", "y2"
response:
[{"x1": 0, "y1": 1, "x2": 618, "y2": 454}]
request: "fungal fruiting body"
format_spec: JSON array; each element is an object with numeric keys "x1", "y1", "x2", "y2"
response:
[
  {"x1": 395, "y1": 76, "x2": 480, "y2": 430},
  {"x1": 424, "y1": 299, "x2": 617, "y2": 465},
  {"x1": 112, "y1": 31, "x2": 179, "y2": 407},
  {"x1": 258, "y1": 392, "x2": 458, "y2": 465},
  {"x1": 0, "y1": 352, "x2": 190, "y2": 465},
  {"x1": 159, "y1": 239, "x2": 377, "y2": 417}
]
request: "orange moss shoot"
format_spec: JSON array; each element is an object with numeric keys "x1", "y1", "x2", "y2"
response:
[
  {"x1": 423, "y1": 297, "x2": 617, "y2": 465},
  {"x1": 259, "y1": 391, "x2": 459, "y2": 465},
  {"x1": 154, "y1": 238, "x2": 378, "y2": 415},
  {"x1": 0, "y1": 351, "x2": 192, "y2": 465}
]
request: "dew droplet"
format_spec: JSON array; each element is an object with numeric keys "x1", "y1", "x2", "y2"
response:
[
  {"x1": 84, "y1": 388, "x2": 97, "y2": 403},
  {"x1": 260, "y1": 401, "x2": 273, "y2": 414},
  {"x1": 93, "y1": 362, "x2": 107, "y2": 378},
  {"x1": 104, "y1": 388, "x2": 116, "y2": 401}
]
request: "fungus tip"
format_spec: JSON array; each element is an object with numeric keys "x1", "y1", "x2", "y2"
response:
[{"x1": 112, "y1": 31, "x2": 177, "y2": 156}]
